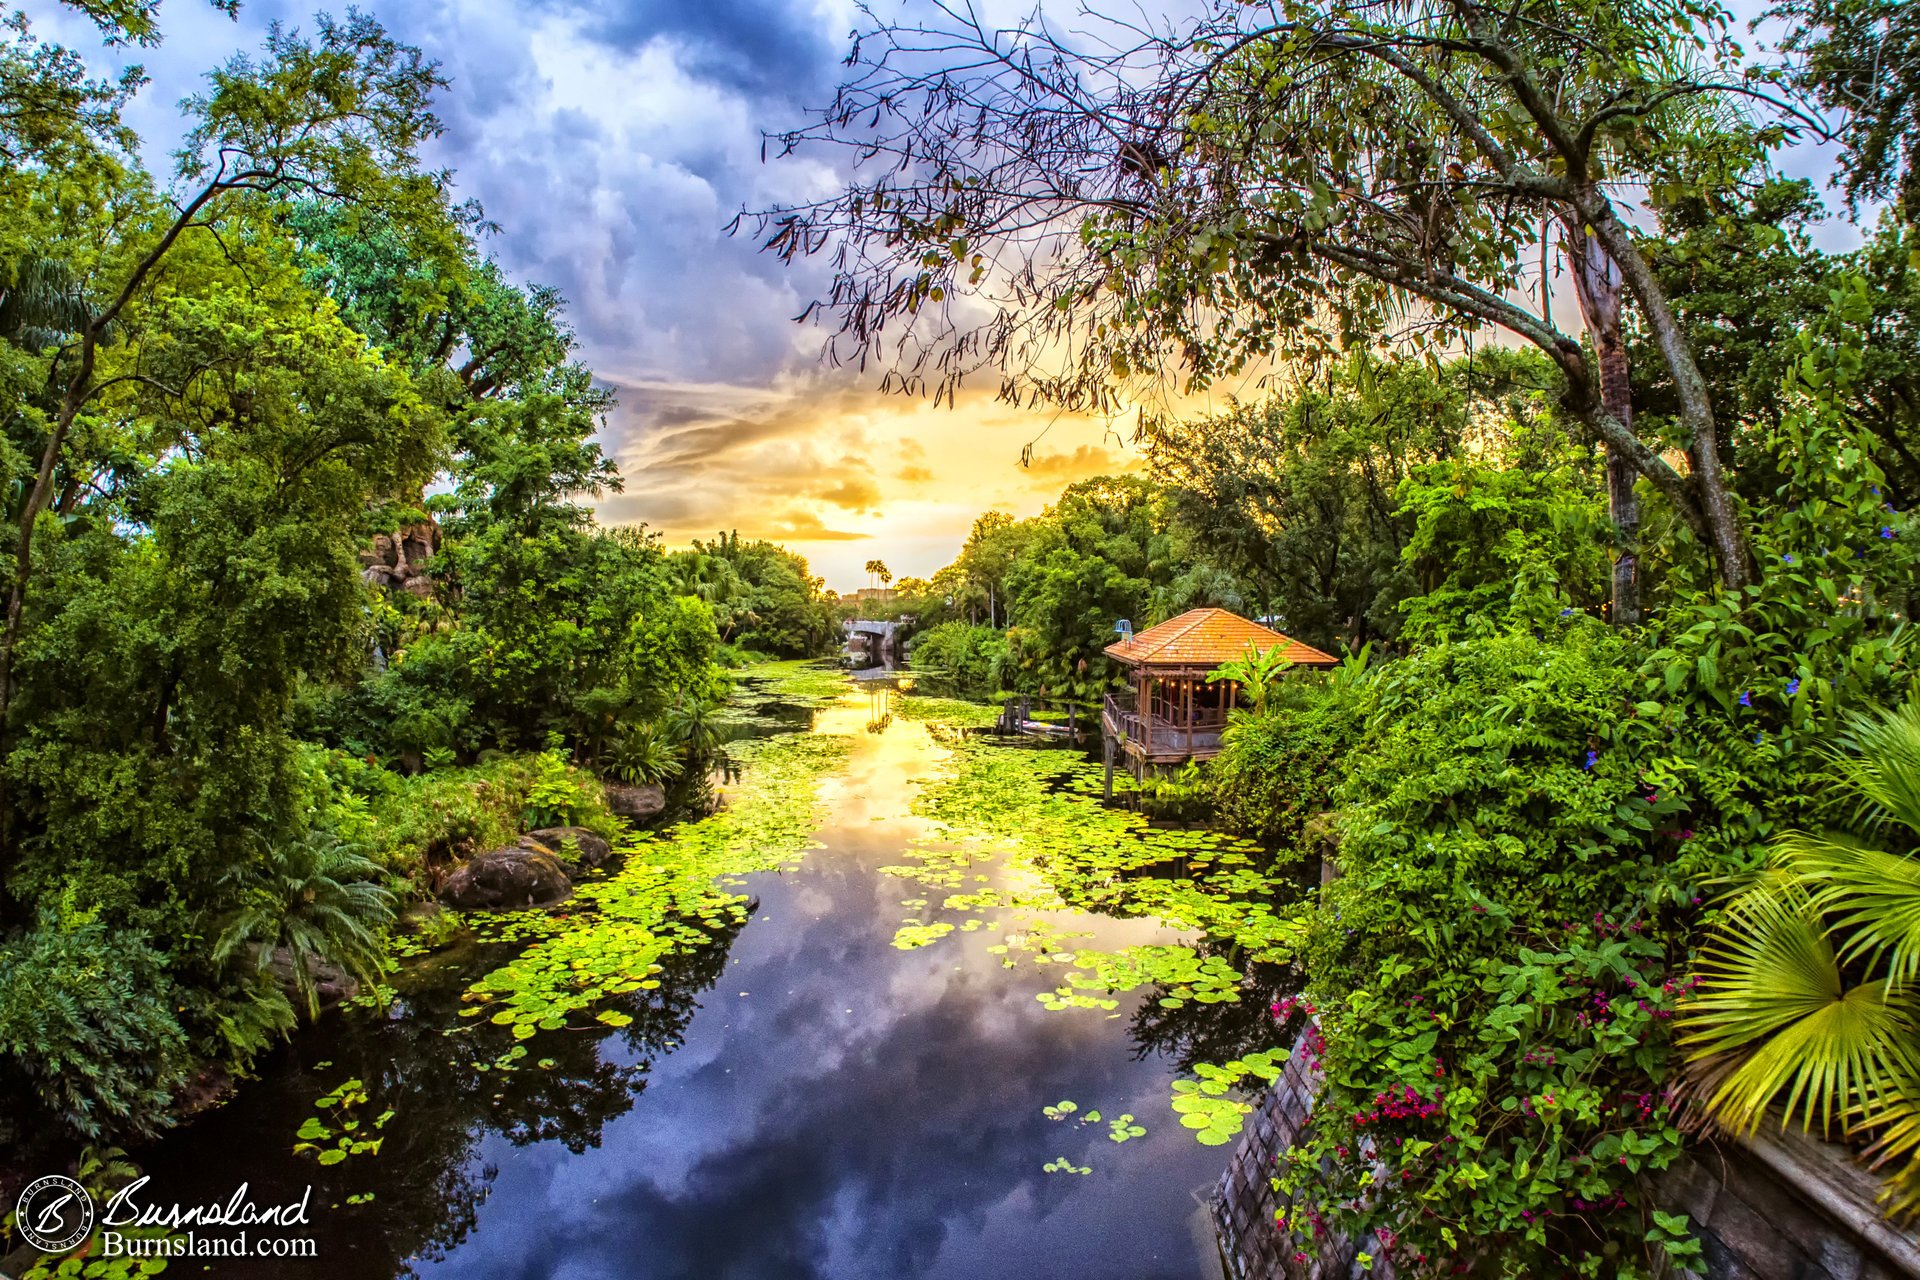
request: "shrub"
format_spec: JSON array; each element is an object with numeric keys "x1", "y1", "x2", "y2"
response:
[
  {"x1": 605, "y1": 723, "x2": 684, "y2": 787},
  {"x1": 1210, "y1": 678, "x2": 1363, "y2": 850},
  {"x1": 0, "y1": 924, "x2": 193, "y2": 1141},
  {"x1": 1278, "y1": 629, "x2": 1725, "y2": 1276},
  {"x1": 908, "y1": 621, "x2": 1008, "y2": 698}
]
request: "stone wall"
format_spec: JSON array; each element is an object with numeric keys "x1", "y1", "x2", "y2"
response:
[
  {"x1": 1660, "y1": 1129, "x2": 1920, "y2": 1280},
  {"x1": 1211, "y1": 1040, "x2": 1394, "y2": 1280}
]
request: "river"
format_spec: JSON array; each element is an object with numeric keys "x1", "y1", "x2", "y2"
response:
[{"x1": 133, "y1": 666, "x2": 1291, "y2": 1279}]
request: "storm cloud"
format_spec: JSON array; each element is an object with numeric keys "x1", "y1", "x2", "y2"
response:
[{"x1": 25, "y1": 0, "x2": 1141, "y2": 586}]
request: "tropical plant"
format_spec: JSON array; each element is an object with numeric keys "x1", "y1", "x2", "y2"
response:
[
  {"x1": 664, "y1": 692, "x2": 725, "y2": 759},
  {"x1": 0, "y1": 923, "x2": 194, "y2": 1141},
  {"x1": 1206, "y1": 642, "x2": 1294, "y2": 716},
  {"x1": 1683, "y1": 702, "x2": 1920, "y2": 1217},
  {"x1": 608, "y1": 721, "x2": 685, "y2": 787},
  {"x1": 210, "y1": 831, "x2": 397, "y2": 1021},
  {"x1": 523, "y1": 748, "x2": 593, "y2": 828}
]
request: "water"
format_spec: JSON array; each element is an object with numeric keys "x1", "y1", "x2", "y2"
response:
[{"x1": 136, "y1": 680, "x2": 1245, "y2": 1279}]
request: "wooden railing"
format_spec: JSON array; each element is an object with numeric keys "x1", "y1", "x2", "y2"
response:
[{"x1": 1102, "y1": 693, "x2": 1228, "y2": 759}]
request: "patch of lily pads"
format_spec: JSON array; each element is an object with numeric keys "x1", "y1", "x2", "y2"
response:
[
  {"x1": 294, "y1": 1078, "x2": 393, "y2": 1166},
  {"x1": 457, "y1": 732, "x2": 852, "y2": 1040},
  {"x1": 875, "y1": 711, "x2": 1305, "y2": 1149}
]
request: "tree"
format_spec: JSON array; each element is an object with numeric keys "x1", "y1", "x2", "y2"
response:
[
  {"x1": 0, "y1": 12, "x2": 449, "y2": 731},
  {"x1": 864, "y1": 558, "x2": 891, "y2": 591},
  {"x1": 1770, "y1": 0, "x2": 1920, "y2": 222},
  {"x1": 752, "y1": 0, "x2": 1798, "y2": 592}
]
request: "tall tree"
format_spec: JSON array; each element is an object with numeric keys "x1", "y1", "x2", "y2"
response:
[
  {"x1": 751, "y1": 0, "x2": 1797, "y2": 591},
  {"x1": 0, "y1": 12, "x2": 449, "y2": 726},
  {"x1": 1561, "y1": 222, "x2": 1641, "y2": 623}
]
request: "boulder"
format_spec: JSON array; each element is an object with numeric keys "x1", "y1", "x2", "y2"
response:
[
  {"x1": 439, "y1": 845, "x2": 572, "y2": 910},
  {"x1": 263, "y1": 946, "x2": 360, "y2": 1010},
  {"x1": 605, "y1": 781, "x2": 667, "y2": 824},
  {"x1": 520, "y1": 826, "x2": 613, "y2": 869}
]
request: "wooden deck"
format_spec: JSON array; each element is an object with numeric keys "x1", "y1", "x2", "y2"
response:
[{"x1": 1102, "y1": 693, "x2": 1227, "y2": 763}]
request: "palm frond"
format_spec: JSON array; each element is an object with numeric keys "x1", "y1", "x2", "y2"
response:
[
  {"x1": 1856, "y1": 1066, "x2": 1920, "y2": 1222},
  {"x1": 1831, "y1": 703, "x2": 1920, "y2": 839},
  {"x1": 1779, "y1": 830, "x2": 1920, "y2": 990},
  {"x1": 1683, "y1": 885, "x2": 1915, "y2": 1134}
]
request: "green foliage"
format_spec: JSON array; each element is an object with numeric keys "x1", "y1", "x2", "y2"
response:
[
  {"x1": 1146, "y1": 353, "x2": 1551, "y2": 649},
  {"x1": 0, "y1": 923, "x2": 191, "y2": 1141},
  {"x1": 1211, "y1": 678, "x2": 1363, "y2": 848},
  {"x1": 1207, "y1": 641, "x2": 1294, "y2": 715},
  {"x1": 210, "y1": 830, "x2": 395, "y2": 1021},
  {"x1": 1279, "y1": 629, "x2": 1721, "y2": 1274},
  {"x1": 998, "y1": 475, "x2": 1190, "y2": 699},
  {"x1": 908, "y1": 620, "x2": 1007, "y2": 697},
  {"x1": 606, "y1": 722, "x2": 684, "y2": 788},
  {"x1": 663, "y1": 691, "x2": 726, "y2": 758},
  {"x1": 1684, "y1": 702, "x2": 1920, "y2": 1218},
  {"x1": 670, "y1": 532, "x2": 837, "y2": 657}
]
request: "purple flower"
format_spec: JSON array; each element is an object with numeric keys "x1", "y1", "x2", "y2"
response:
[
  {"x1": 1560, "y1": 607, "x2": 1573, "y2": 617},
  {"x1": 1583, "y1": 750, "x2": 1598, "y2": 770},
  {"x1": 1883, "y1": 527, "x2": 1897, "y2": 539},
  {"x1": 1739, "y1": 690, "x2": 1752, "y2": 707},
  {"x1": 1755, "y1": 732, "x2": 1765, "y2": 744},
  {"x1": 1786, "y1": 678, "x2": 1800, "y2": 696},
  {"x1": 1782, "y1": 554, "x2": 1795, "y2": 564}
]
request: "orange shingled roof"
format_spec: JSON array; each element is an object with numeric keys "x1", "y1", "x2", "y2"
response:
[{"x1": 1102, "y1": 607, "x2": 1337, "y2": 668}]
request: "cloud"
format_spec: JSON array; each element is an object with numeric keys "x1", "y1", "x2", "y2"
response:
[
  {"x1": 817, "y1": 477, "x2": 883, "y2": 511},
  {"x1": 1020, "y1": 442, "x2": 1132, "y2": 480},
  {"x1": 762, "y1": 510, "x2": 871, "y2": 541},
  {"x1": 42, "y1": 0, "x2": 1137, "y2": 591}
]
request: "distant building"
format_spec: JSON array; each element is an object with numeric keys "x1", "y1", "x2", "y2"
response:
[{"x1": 853, "y1": 587, "x2": 897, "y2": 607}]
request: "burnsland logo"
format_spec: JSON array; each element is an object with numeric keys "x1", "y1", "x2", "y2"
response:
[{"x1": 14, "y1": 1175, "x2": 95, "y2": 1254}]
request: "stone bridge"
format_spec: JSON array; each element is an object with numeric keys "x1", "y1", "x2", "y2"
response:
[{"x1": 845, "y1": 619, "x2": 899, "y2": 665}]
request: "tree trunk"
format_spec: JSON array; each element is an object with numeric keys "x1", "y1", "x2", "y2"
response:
[
  {"x1": 1578, "y1": 197, "x2": 1752, "y2": 590},
  {"x1": 1562, "y1": 220, "x2": 1641, "y2": 625}
]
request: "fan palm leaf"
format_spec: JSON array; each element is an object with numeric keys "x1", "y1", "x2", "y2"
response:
[
  {"x1": 1777, "y1": 830, "x2": 1920, "y2": 991},
  {"x1": 1829, "y1": 702, "x2": 1920, "y2": 839},
  {"x1": 1857, "y1": 1069, "x2": 1920, "y2": 1221},
  {"x1": 1683, "y1": 884, "x2": 1916, "y2": 1135}
]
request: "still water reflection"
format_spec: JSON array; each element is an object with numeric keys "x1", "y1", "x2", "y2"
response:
[{"x1": 142, "y1": 681, "x2": 1252, "y2": 1279}]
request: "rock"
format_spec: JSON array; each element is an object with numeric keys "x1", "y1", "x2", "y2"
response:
[
  {"x1": 520, "y1": 826, "x2": 613, "y2": 868},
  {"x1": 605, "y1": 781, "x2": 667, "y2": 823},
  {"x1": 263, "y1": 945, "x2": 360, "y2": 1010},
  {"x1": 439, "y1": 845, "x2": 572, "y2": 910}
]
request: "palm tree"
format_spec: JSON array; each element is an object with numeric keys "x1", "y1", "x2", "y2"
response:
[
  {"x1": 212, "y1": 831, "x2": 396, "y2": 1020},
  {"x1": 1682, "y1": 702, "x2": 1920, "y2": 1219},
  {"x1": 865, "y1": 559, "x2": 891, "y2": 592}
]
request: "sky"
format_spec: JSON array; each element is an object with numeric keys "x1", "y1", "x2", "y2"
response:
[
  {"x1": 26, "y1": 0, "x2": 1151, "y2": 592},
  {"x1": 22, "y1": 0, "x2": 1861, "y2": 592}
]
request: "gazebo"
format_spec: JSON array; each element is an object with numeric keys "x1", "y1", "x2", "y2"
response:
[{"x1": 1100, "y1": 607, "x2": 1337, "y2": 771}]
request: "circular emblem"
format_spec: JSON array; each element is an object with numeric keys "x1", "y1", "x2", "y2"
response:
[{"x1": 14, "y1": 1175, "x2": 94, "y2": 1255}]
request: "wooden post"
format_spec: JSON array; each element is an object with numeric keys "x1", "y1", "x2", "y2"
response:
[
  {"x1": 1139, "y1": 673, "x2": 1152, "y2": 759},
  {"x1": 1184, "y1": 674, "x2": 1193, "y2": 751},
  {"x1": 1102, "y1": 735, "x2": 1114, "y2": 801}
]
